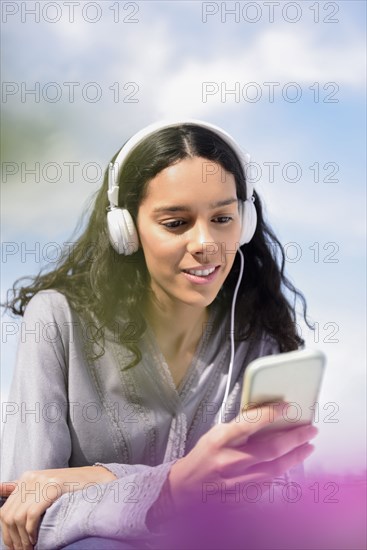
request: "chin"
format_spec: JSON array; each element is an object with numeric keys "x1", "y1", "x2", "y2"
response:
[{"x1": 183, "y1": 292, "x2": 220, "y2": 309}]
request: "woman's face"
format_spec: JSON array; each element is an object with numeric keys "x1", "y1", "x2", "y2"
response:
[{"x1": 136, "y1": 156, "x2": 242, "y2": 311}]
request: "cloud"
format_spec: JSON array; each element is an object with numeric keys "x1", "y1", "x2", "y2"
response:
[{"x1": 152, "y1": 26, "x2": 364, "y2": 118}]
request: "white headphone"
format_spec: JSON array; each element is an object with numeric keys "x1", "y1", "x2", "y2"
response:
[{"x1": 106, "y1": 119, "x2": 257, "y2": 255}]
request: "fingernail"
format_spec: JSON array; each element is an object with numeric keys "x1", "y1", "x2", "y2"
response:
[{"x1": 307, "y1": 425, "x2": 319, "y2": 437}]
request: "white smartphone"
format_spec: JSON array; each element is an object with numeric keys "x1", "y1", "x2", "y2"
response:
[{"x1": 240, "y1": 348, "x2": 326, "y2": 430}]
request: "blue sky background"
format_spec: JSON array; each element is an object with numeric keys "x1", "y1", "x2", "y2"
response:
[{"x1": 1, "y1": 0, "x2": 366, "y2": 474}]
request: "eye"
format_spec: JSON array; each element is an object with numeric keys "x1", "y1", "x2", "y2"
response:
[
  {"x1": 213, "y1": 216, "x2": 233, "y2": 224},
  {"x1": 161, "y1": 220, "x2": 186, "y2": 229}
]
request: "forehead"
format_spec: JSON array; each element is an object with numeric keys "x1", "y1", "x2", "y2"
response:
[{"x1": 141, "y1": 157, "x2": 237, "y2": 207}]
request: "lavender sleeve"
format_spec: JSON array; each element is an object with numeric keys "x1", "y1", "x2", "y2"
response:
[
  {"x1": 1, "y1": 292, "x2": 72, "y2": 480},
  {"x1": 36, "y1": 461, "x2": 176, "y2": 549}
]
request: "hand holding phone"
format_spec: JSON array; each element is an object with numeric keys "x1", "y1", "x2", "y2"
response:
[{"x1": 240, "y1": 349, "x2": 326, "y2": 431}]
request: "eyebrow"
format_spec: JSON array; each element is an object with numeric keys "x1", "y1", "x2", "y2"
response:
[{"x1": 152, "y1": 198, "x2": 238, "y2": 213}]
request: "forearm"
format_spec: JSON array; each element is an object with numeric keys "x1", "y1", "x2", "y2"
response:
[{"x1": 36, "y1": 461, "x2": 176, "y2": 549}]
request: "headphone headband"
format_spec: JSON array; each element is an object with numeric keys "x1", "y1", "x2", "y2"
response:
[
  {"x1": 106, "y1": 119, "x2": 258, "y2": 254},
  {"x1": 108, "y1": 118, "x2": 254, "y2": 209}
]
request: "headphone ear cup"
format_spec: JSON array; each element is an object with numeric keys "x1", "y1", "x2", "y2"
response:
[
  {"x1": 107, "y1": 208, "x2": 139, "y2": 255},
  {"x1": 239, "y1": 200, "x2": 257, "y2": 245}
]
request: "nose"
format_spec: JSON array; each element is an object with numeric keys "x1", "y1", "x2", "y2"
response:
[{"x1": 186, "y1": 220, "x2": 219, "y2": 258}]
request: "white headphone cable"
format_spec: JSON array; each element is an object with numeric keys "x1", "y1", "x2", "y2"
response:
[{"x1": 217, "y1": 246, "x2": 244, "y2": 424}]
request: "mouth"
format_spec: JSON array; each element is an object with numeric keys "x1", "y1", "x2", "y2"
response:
[{"x1": 181, "y1": 265, "x2": 221, "y2": 285}]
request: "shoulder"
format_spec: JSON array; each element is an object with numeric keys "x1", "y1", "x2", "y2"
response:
[
  {"x1": 244, "y1": 331, "x2": 281, "y2": 360},
  {"x1": 23, "y1": 290, "x2": 74, "y2": 324},
  {"x1": 260, "y1": 332, "x2": 280, "y2": 355},
  {"x1": 22, "y1": 291, "x2": 88, "y2": 360},
  {"x1": 25, "y1": 289, "x2": 70, "y2": 311}
]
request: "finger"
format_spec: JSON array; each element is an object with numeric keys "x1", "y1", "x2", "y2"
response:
[
  {"x1": 12, "y1": 509, "x2": 35, "y2": 550},
  {"x1": 1, "y1": 498, "x2": 31, "y2": 550},
  {"x1": 1, "y1": 522, "x2": 14, "y2": 550},
  {"x1": 4, "y1": 521, "x2": 23, "y2": 550},
  {"x1": 220, "y1": 402, "x2": 288, "y2": 447},
  {"x1": 216, "y1": 443, "x2": 314, "y2": 496},
  {"x1": 242, "y1": 424, "x2": 318, "y2": 467},
  {"x1": 16, "y1": 522, "x2": 34, "y2": 550},
  {"x1": 243, "y1": 442, "x2": 315, "y2": 482},
  {"x1": 0, "y1": 482, "x2": 18, "y2": 498},
  {"x1": 6, "y1": 513, "x2": 34, "y2": 550},
  {"x1": 1, "y1": 501, "x2": 18, "y2": 550},
  {"x1": 15, "y1": 499, "x2": 51, "y2": 549},
  {"x1": 25, "y1": 509, "x2": 41, "y2": 548},
  {"x1": 209, "y1": 424, "x2": 316, "y2": 479}
]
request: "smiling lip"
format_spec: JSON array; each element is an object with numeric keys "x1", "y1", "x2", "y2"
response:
[{"x1": 181, "y1": 265, "x2": 221, "y2": 285}]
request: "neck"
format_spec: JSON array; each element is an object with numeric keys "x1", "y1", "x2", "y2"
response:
[{"x1": 143, "y1": 298, "x2": 210, "y2": 357}]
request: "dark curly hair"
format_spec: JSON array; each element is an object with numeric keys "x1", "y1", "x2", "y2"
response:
[{"x1": 3, "y1": 124, "x2": 312, "y2": 368}]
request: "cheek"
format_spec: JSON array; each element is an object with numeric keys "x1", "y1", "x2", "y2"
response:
[{"x1": 140, "y1": 228, "x2": 182, "y2": 264}]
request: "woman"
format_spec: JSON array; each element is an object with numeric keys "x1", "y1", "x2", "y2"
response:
[{"x1": 1, "y1": 120, "x2": 316, "y2": 549}]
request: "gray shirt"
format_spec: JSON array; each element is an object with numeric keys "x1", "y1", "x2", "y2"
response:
[{"x1": 1, "y1": 290, "x2": 280, "y2": 548}]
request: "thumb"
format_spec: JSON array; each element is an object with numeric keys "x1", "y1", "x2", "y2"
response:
[
  {"x1": 226, "y1": 402, "x2": 287, "y2": 447},
  {"x1": 0, "y1": 481, "x2": 18, "y2": 497}
]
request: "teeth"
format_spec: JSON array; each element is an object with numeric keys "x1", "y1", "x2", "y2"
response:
[{"x1": 185, "y1": 267, "x2": 216, "y2": 276}]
